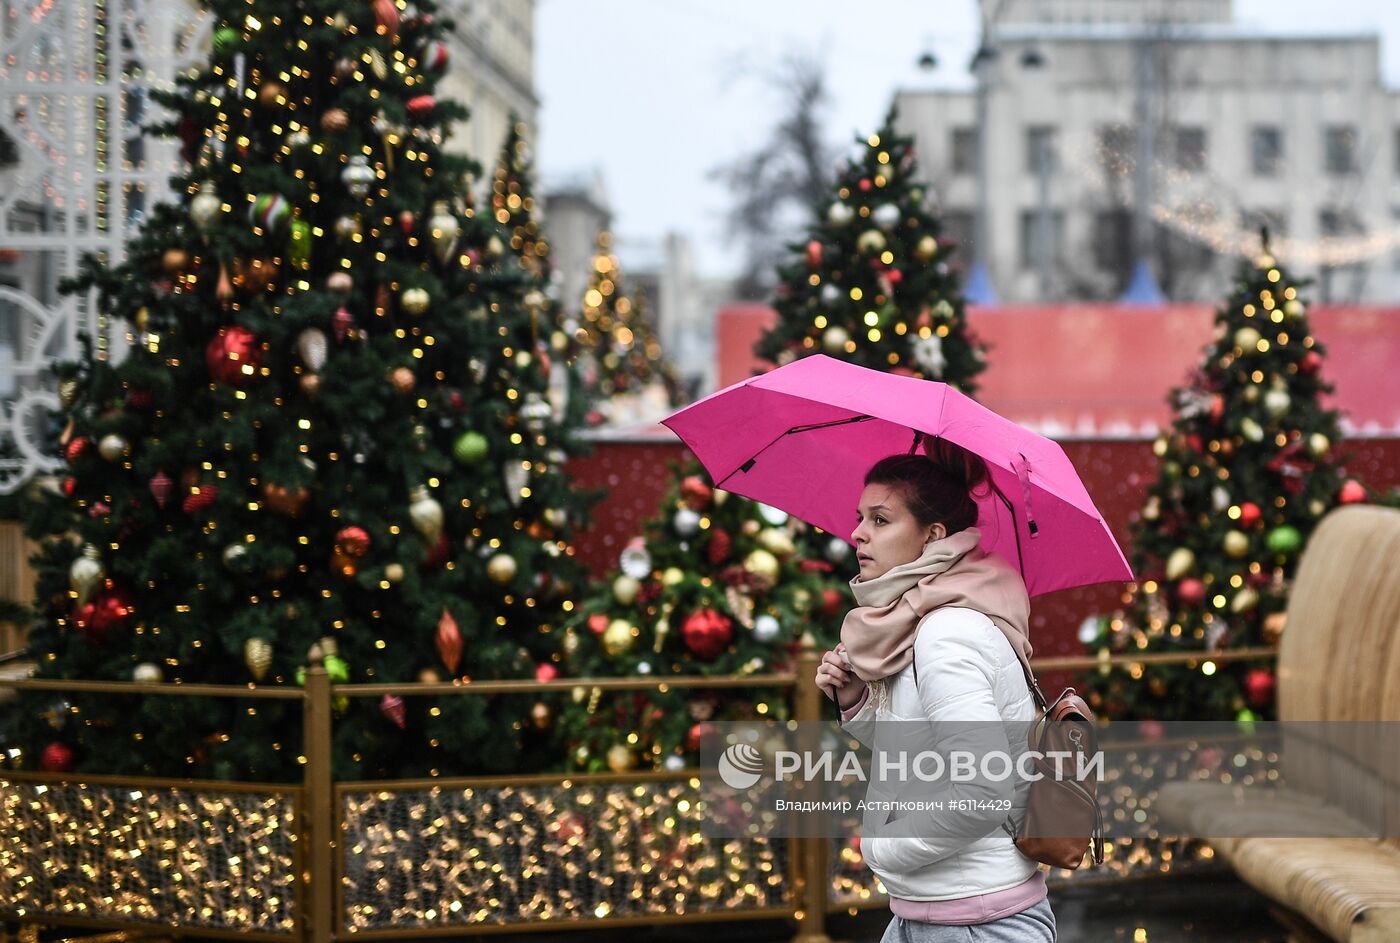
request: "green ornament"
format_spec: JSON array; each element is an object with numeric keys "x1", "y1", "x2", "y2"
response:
[
  {"x1": 1235, "y1": 708, "x2": 1257, "y2": 730},
  {"x1": 212, "y1": 26, "x2": 239, "y2": 58},
  {"x1": 1265, "y1": 525, "x2": 1303, "y2": 556},
  {"x1": 323, "y1": 654, "x2": 350, "y2": 684},
  {"x1": 294, "y1": 666, "x2": 306, "y2": 686},
  {"x1": 453, "y1": 431, "x2": 489, "y2": 465},
  {"x1": 288, "y1": 218, "x2": 312, "y2": 269}
]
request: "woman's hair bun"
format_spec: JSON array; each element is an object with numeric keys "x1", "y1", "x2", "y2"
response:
[{"x1": 922, "y1": 436, "x2": 988, "y2": 492}]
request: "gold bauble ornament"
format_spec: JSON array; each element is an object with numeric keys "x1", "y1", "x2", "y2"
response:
[
  {"x1": 1165, "y1": 547, "x2": 1195, "y2": 580},
  {"x1": 606, "y1": 743, "x2": 635, "y2": 772},
  {"x1": 661, "y1": 567, "x2": 685, "y2": 586},
  {"x1": 384, "y1": 563, "x2": 405, "y2": 583},
  {"x1": 162, "y1": 248, "x2": 191, "y2": 274},
  {"x1": 486, "y1": 553, "x2": 518, "y2": 585},
  {"x1": 915, "y1": 235, "x2": 938, "y2": 261},
  {"x1": 612, "y1": 575, "x2": 640, "y2": 605},
  {"x1": 1230, "y1": 587, "x2": 1260, "y2": 614},
  {"x1": 602, "y1": 618, "x2": 636, "y2": 656},
  {"x1": 418, "y1": 668, "x2": 442, "y2": 684},
  {"x1": 299, "y1": 373, "x2": 321, "y2": 397},
  {"x1": 822, "y1": 326, "x2": 851, "y2": 354},
  {"x1": 390, "y1": 367, "x2": 416, "y2": 393},
  {"x1": 1307, "y1": 433, "x2": 1330, "y2": 458},
  {"x1": 1234, "y1": 326, "x2": 1262, "y2": 351},
  {"x1": 1262, "y1": 611, "x2": 1287, "y2": 645},
  {"x1": 244, "y1": 637, "x2": 273, "y2": 681},
  {"x1": 530, "y1": 701, "x2": 553, "y2": 730},
  {"x1": 257, "y1": 82, "x2": 288, "y2": 107},
  {"x1": 1223, "y1": 529, "x2": 1250, "y2": 558},
  {"x1": 743, "y1": 548, "x2": 781, "y2": 583},
  {"x1": 408, "y1": 486, "x2": 444, "y2": 543},
  {"x1": 757, "y1": 527, "x2": 796, "y2": 558}
]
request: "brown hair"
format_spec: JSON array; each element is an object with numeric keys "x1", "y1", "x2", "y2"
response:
[{"x1": 863, "y1": 437, "x2": 990, "y2": 535}]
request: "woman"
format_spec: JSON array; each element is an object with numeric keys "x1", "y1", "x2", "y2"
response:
[{"x1": 814, "y1": 440, "x2": 1056, "y2": 942}]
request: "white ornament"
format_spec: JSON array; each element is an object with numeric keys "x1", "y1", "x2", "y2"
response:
[
  {"x1": 296, "y1": 327, "x2": 328, "y2": 371},
  {"x1": 673, "y1": 507, "x2": 701, "y2": 537},
  {"x1": 503, "y1": 463, "x2": 529, "y2": 507},
  {"x1": 823, "y1": 326, "x2": 851, "y2": 354},
  {"x1": 872, "y1": 203, "x2": 901, "y2": 229},
  {"x1": 1077, "y1": 617, "x2": 1102, "y2": 646},
  {"x1": 400, "y1": 287, "x2": 430, "y2": 316},
  {"x1": 825, "y1": 537, "x2": 852, "y2": 563},
  {"x1": 427, "y1": 201, "x2": 460, "y2": 264},
  {"x1": 753, "y1": 614, "x2": 781, "y2": 643},
  {"x1": 912, "y1": 334, "x2": 947, "y2": 378},
  {"x1": 342, "y1": 155, "x2": 376, "y2": 198},
  {"x1": 1212, "y1": 486, "x2": 1231, "y2": 513},
  {"x1": 757, "y1": 503, "x2": 789, "y2": 526},
  {"x1": 1263, "y1": 389, "x2": 1291, "y2": 418},
  {"x1": 619, "y1": 538, "x2": 653, "y2": 580},
  {"x1": 827, "y1": 201, "x2": 855, "y2": 226},
  {"x1": 69, "y1": 545, "x2": 104, "y2": 608},
  {"x1": 408, "y1": 486, "x2": 444, "y2": 543},
  {"x1": 636, "y1": 660, "x2": 653, "y2": 675},
  {"x1": 820, "y1": 283, "x2": 841, "y2": 305},
  {"x1": 189, "y1": 183, "x2": 223, "y2": 232},
  {"x1": 520, "y1": 392, "x2": 552, "y2": 431},
  {"x1": 133, "y1": 663, "x2": 164, "y2": 683},
  {"x1": 98, "y1": 434, "x2": 127, "y2": 461},
  {"x1": 663, "y1": 754, "x2": 686, "y2": 771}
]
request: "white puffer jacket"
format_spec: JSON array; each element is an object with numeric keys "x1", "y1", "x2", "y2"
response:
[{"x1": 840, "y1": 606, "x2": 1042, "y2": 901}]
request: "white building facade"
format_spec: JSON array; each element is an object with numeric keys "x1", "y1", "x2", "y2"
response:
[{"x1": 895, "y1": 0, "x2": 1400, "y2": 303}]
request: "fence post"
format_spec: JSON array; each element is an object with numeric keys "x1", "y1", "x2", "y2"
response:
[
  {"x1": 303, "y1": 643, "x2": 335, "y2": 943},
  {"x1": 790, "y1": 633, "x2": 832, "y2": 943}
]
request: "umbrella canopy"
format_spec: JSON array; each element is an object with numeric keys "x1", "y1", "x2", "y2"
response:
[{"x1": 662, "y1": 355, "x2": 1132, "y2": 597}]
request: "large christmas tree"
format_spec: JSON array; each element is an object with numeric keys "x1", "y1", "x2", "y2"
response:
[
  {"x1": 10, "y1": 0, "x2": 590, "y2": 781},
  {"x1": 556, "y1": 463, "x2": 852, "y2": 773},
  {"x1": 1082, "y1": 242, "x2": 1371, "y2": 721},
  {"x1": 756, "y1": 108, "x2": 986, "y2": 393}
]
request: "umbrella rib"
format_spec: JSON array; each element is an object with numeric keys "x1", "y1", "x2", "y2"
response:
[{"x1": 717, "y1": 414, "x2": 875, "y2": 487}]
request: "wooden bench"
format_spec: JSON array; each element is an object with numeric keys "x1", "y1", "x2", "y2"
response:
[{"x1": 1155, "y1": 505, "x2": 1400, "y2": 942}]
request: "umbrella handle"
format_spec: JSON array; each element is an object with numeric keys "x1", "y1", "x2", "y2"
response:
[{"x1": 1013, "y1": 453, "x2": 1039, "y2": 538}]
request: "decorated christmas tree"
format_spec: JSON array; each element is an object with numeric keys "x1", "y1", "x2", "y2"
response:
[
  {"x1": 555, "y1": 463, "x2": 853, "y2": 773},
  {"x1": 1081, "y1": 241, "x2": 1372, "y2": 721},
  {"x1": 756, "y1": 108, "x2": 986, "y2": 393},
  {"x1": 9, "y1": 0, "x2": 591, "y2": 781},
  {"x1": 570, "y1": 231, "x2": 680, "y2": 426}
]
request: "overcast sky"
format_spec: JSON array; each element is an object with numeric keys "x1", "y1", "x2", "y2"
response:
[{"x1": 536, "y1": 0, "x2": 1400, "y2": 278}]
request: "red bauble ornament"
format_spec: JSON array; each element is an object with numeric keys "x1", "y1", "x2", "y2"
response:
[
  {"x1": 182, "y1": 485, "x2": 218, "y2": 515},
  {"x1": 1339, "y1": 479, "x2": 1367, "y2": 505},
  {"x1": 805, "y1": 240, "x2": 823, "y2": 269},
  {"x1": 436, "y1": 607, "x2": 463, "y2": 675},
  {"x1": 205, "y1": 326, "x2": 263, "y2": 386},
  {"x1": 1208, "y1": 395, "x2": 1225, "y2": 423},
  {"x1": 886, "y1": 268, "x2": 904, "y2": 286},
  {"x1": 149, "y1": 470, "x2": 173, "y2": 508},
  {"x1": 1244, "y1": 668, "x2": 1276, "y2": 708},
  {"x1": 820, "y1": 588, "x2": 845, "y2": 618},
  {"x1": 858, "y1": 178, "x2": 872, "y2": 192},
  {"x1": 406, "y1": 95, "x2": 437, "y2": 121},
  {"x1": 62, "y1": 478, "x2": 76, "y2": 497},
  {"x1": 680, "y1": 475, "x2": 713, "y2": 510},
  {"x1": 420, "y1": 532, "x2": 450, "y2": 570},
  {"x1": 587, "y1": 613, "x2": 609, "y2": 636},
  {"x1": 707, "y1": 528, "x2": 733, "y2": 566},
  {"x1": 73, "y1": 585, "x2": 134, "y2": 641},
  {"x1": 1137, "y1": 719, "x2": 1166, "y2": 741},
  {"x1": 535, "y1": 663, "x2": 559, "y2": 683},
  {"x1": 41, "y1": 742, "x2": 74, "y2": 773},
  {"x1": 1238, "y1": 502, "x2": 1262, "y2": 527},
  {"x1": 685, "y1": 721, "x2": 715, "y2": 753},
  {"x1": 373, "y1": 0, "x2": 400, "y2": 40},
  {"x1": 380, "y1": 694, "x2": 407, "y2": 729},
  {"x1": 1185, "y1": 434, "x2": 1203, "y2": 454},
  {"x1": 1299, "y1": 350, "x2": 1322, "y2": 375},
  {"x1": 335, "y1": 525, "x2": 371, "y2": 556},
  {"x1": 333, "y1": 306, "x2": 355, "y2": 342},
  {"x1": 681, "y1": 608, "x2": 734, "y2": 660},
  {"x1": 1176, "y1": 578, "x2": 1206, "y2": 607},
  {"x1": 65, "y1": 437, "x2": 90, "y2": 464}
]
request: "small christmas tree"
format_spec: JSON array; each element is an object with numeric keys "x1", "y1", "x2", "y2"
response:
[
  {"x1": 570, "y1": 231, "x2": 679, "y2": 426},
  {"x1": 756, "y1": 108, "x2": 986, "y2": 393},
  {"x1": 12, "y1": 0, "x2": 591, "y2": 781},
  {"x1": 555, "y1": 463, "x2": 853, "y2": 772},
  {"x1": 1082, "y1": 239, "x2": 1372, "y2": 721}
]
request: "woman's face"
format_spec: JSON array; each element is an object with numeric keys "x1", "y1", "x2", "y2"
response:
[{"x1": 851, "y1": 483, "x2": 945, "y2": 580}]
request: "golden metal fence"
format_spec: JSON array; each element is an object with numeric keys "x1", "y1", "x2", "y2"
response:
[{"x1": 0, "y1": 641, "x2": 1279, "y2": 942}]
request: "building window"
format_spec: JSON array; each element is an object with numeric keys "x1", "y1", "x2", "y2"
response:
[
  {"x1": 1174, "y1": 126, "x2": 1206, "y2": 172},
  {"x1": 1026, "y1": 125, "x2": 1057, "y2": 176},
  {"x1": 1250, "y1": 126, "x2": 1283, "y2": 176},
  {"x1": 951, "y1": 127, "x2": 977, "y2": 176},
  {"x1": 1019, "y1": 209, "x2": 1065, "y2": 270},
  {"x1": 1097, "y1": 124, "x2": 1135, "y2": 179},
  {"x1": 942, "y1": 210, "x2": 976, "y2": 262},
  {"x1": 1325, "y1": 126, "x2": 1358, "y2": 175},
  {"x1": 1092, "y1": 209, "x2": 1133, "y2": 274}
]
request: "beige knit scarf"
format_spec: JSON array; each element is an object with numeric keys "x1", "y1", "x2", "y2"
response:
[{"x1": 838, "y1": 527, "x2": 1034, "y2": 702}]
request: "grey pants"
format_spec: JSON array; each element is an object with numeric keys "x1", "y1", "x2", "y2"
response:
[{"x1": 880, "y1": 898, "x2": 1056, "y2": 942}]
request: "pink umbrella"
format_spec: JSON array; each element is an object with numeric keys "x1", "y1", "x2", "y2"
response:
[{"x1": 662, "y1": 355, "x2": 1132, "y2": 597}]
